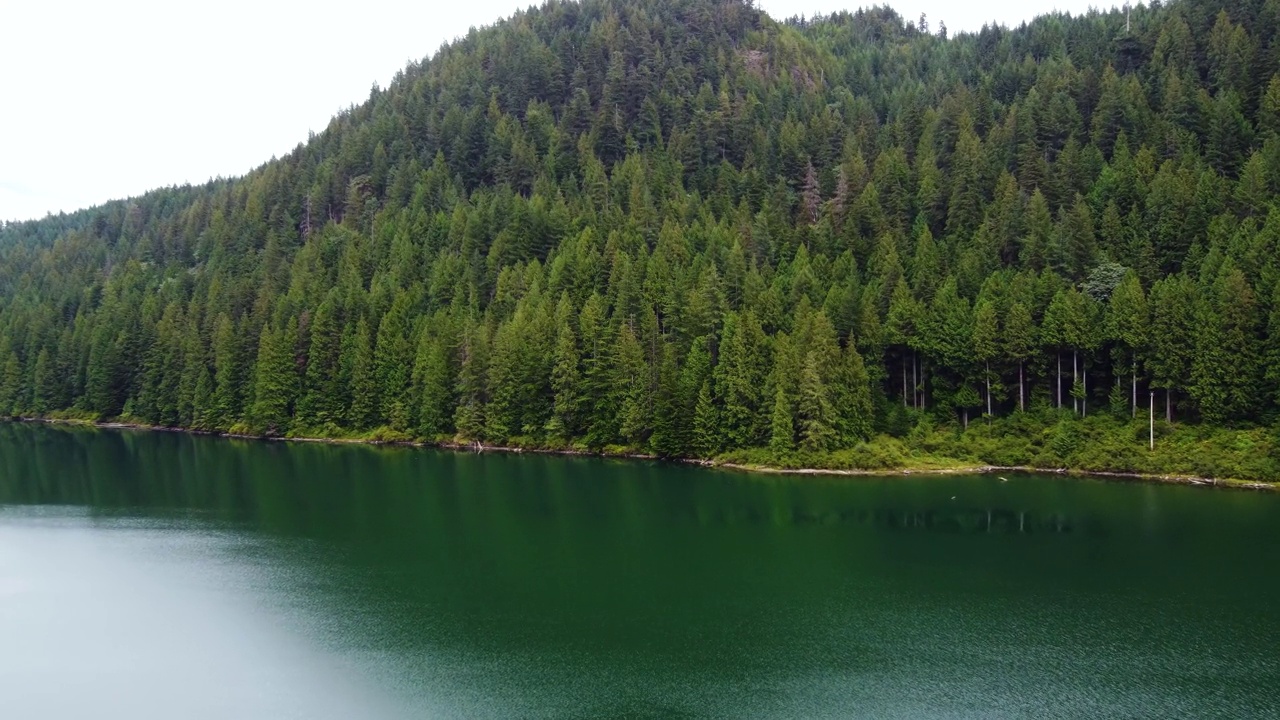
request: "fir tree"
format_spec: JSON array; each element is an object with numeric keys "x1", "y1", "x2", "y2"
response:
[
  {"x1": 415, "y1": 336, "x2": 456, "y2": 438},
  {"x1": 1004, "y1": 301, "x2": 1036, "y2": 412},
  {"x1": 1191, "y1": 263, "x2": 1263, "y2": 424},
  {"x1": 1107, "y1": 272, "x2": 1149, "y2": 416},
  {"x1": 691, "y1": 380, "x2": 721, "y2": 457},
  {"x1": 547, "y1": 313, "x2": 581, "y2": 440},
  {"x1": 346, "y1": 318, "x2": 378, "y2": 430},
  {"x1": 797, "y1": 352, "x2": 837, "y2": 453},
  {"x1": 212, "y1": 315, "x2": 243, "y2": 429},
  {"x1": 971, "y1": 299, "x2": 999, "y2": 418},
  {"x1": 0, "y1": 351, "x2": 21, "y2": 416},
  {"x1": 249, "y1": 320, "x2": 297, "y2": 435},
  {"x1": 768, "y1": 385, "x2": 794, "y2": 455}
]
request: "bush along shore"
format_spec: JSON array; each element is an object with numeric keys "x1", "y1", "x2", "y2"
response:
[{"x1": 16, "y1": 406, "x2": 1278, "y2": 491}]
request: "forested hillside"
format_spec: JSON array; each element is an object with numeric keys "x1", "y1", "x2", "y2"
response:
[{"x1": 2, "y1": 0, "x2": 1279, "y2": 479}]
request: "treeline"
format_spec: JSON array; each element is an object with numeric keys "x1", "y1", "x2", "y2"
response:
[{"x1": 1, "y1": 0, "x2": 1279, "y2": 467}]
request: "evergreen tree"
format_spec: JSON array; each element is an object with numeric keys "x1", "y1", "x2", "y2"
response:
[
  {"x1": 972, "y1": 299, "x2": 999, "y2": 418},
  {"x1": 1147, "y1": 274, "x2": 1198, "y2": 422},
  {"x1": 1267, "y1": 285, "x2": 1280, "y2": 407},
  {"x1": 615, "y1": 321, "x2": 650, "y2": 446},
  {"x1": 212, "y1": 315, "x2": 243, "y2": 429},
  {"x1": 547, "y1": 310, "x2": 581, "y2": 440},
  {"x1": 691, "y1": 380, "x2": 721, "y2": 457},
  {"x1": 1107, "y1": 272, "x2": 1149, "y2": 416},
  {"x1": 832, "y1": 341, "x2": 874, "y2": 444},
  {"x1": 415, "y1": 335, "x2": 456, "y2": 438},
  {"x1": 1004, "y1": 301, "x2": 1036, "y2": 412},
  {"x1": 298, "y1": 297, "x2": 342, "y2": 428},
  {"x1": 1191, "y1": 264, "x2": 1263, "y2": 424},
  {"x1": 453, "y1": 322, "x2": 489, "y2": 441},
  {"x1": 797, "y1": 352, "x2": 837, "y2": 453},
  {"x1": 346, "y1": 318, "x2": 378, "y2": 430},
  {"x1": 0, "y1": 351, "x2": 21, "y2": 416},
  {"x1": 31, "y1": 348, "x2": 54, "y2": 415},
  {"x1": 768, "y1": 385, "x2": 794, "y2": 455},
  {"x1": 249, "y1": 320, "x2": 297, "y2": 435},
  {"x1": 374, "y1": 292, "x2": 414, "y2": 429},
  {"x1": 716, "y1": 311, "x2": 769, "y2": 447}
]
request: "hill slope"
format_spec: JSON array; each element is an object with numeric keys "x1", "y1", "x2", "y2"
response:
[{"x1": 1, "y1": 0, "x2": 1278, "y2": 479}]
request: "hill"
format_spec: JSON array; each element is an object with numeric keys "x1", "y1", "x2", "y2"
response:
[{"x1": 1, "y1": 0, "x2": 1278, "y2": 479}]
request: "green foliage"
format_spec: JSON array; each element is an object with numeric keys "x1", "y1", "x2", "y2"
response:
[{"x1": 1, "y1": 0, "x2": 1278, "y2": 482}]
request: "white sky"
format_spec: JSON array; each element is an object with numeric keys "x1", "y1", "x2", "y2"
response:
[{"x1": 0, "y1": 0, "x2": 1110, "y2": 222}]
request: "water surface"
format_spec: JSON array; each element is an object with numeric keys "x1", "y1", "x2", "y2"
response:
[{"x1": 1, "y1": 422, "x2": 1278, "y2": 718}]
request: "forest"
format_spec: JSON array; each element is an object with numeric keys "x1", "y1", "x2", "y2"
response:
[{"x1": 1, "y1": 0, "x2": 1278, "y2": 480}]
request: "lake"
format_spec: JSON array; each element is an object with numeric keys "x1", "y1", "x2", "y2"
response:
[{"x1": 1, "y1": 422, "x2": 1278, "y2": 718}]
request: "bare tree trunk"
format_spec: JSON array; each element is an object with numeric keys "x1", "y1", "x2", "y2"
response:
[
  {"x1": 1082, "y1": 358, "x2": 1087, "y2": 417},
  {"x1": 986, "y1": 360, "x2": 992, "y2": 418},
  {"x1": 1131, "y1": 359, "x2": 1137, "y2": 418},
  {"x1": 1149, "y1": 391, "x2": 1155, "y2": 451},
  {"x1": 1057, "y1": 353, "x2": 1062, "y2": 409},
  {"x1": 923, "y1": 363, "x2": 927, "y2": 409},
  {"x1": 1019, "y1": 361, "x2": 1025, "y2": 412},
  {"x1": 1072, "y1": 350, "x2": 1079, "y2": 415},
  {"x1": 902, "y1": 356, "x2": 908, "y2": 407},
  {"x1": 1166, "y1": 389, "x2": 1172, "y2": 423},
  {"x1": 913, "y1": 352, "x2": 919, "y2": 409}
]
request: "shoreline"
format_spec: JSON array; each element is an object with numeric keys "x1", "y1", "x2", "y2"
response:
[{"x1": 10, "y1": 416, "x2": 1276, "y2": 493}]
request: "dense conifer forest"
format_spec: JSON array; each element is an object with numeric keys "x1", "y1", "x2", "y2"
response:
[{"x1": 2, "y1": 0, "x2": 1279, "y2": 479}]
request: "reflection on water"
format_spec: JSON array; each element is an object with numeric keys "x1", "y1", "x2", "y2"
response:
[{"x1": 1, "y1": 422, "x2": 1279, "y2": 719}]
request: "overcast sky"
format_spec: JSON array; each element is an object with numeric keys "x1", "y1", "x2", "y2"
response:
[{"x1": 0, "y1": 0, "x2": 1113, "y2": 222}]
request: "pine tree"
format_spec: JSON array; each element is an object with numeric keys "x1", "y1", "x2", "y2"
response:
[
  {"x1": 797, "y1": 352, "x2": 837, "y2": 453},
  {"x1": 31, "y1": 349, "x2": 54, "y2": 415},
  {"x1": 579, "y1": 292, "x2": 617, "y2": 446},
  {"x1": 1019, "y1": 189, "x2": 1053, "y2": 271},
  {"x1": 954, "y1": 384, "x2": 982, "y2": 428},
  {"x1": 945, "y1": 115, "x2": 985, "y2": 240},
  {"x1": 298, "y1": 297, "x2": 342, "y2": 428},
  {"x1": 1042, "y1": 290, "x2": 1069, "y2": 410},
  {"x1": 192, "y1": 361, "x2": 215, "y2": 430},
  {"x1": 547, "y1": 313, "x2": 581, "y2": 440},
  {"x1": 249, "y1": 320, "x2": 297, "y2": 435},
  {"x1": 691, "y1": 380, "x2": 721, "y2": 457},
  {"x1": 373, "y1": 292, "x2": 414, "y2": 429},
  {"x1": 1267, "y1": 284, "x2": 1280, "y2": 407},
  {"x1": 768, "y1": 385, "x2": 794, "y2": 455},
  {"x1": 346, "y1": 318, "x2": 378, "y2": 430},
  {"x1": 801, "y1": 162, "x2": 822, "y2": 226},
  {"x1": 415, "y1": 336, "x2": 455, "y2": 438},
  {"x1": 137, "y1": 303, "x2": 185, "y2": 425},
  {"x1": 886, "y1": 281, "x2": 923, "y2": 407},
  {"x1": 1147, "y1": 274, "x2": 1198, "y2": 422},
  {"x1": 1259, "y1": 75, "x2": 1280, "y2": 141},
  {"x1": 176, "y1": 323, "x2": 204, "y2": 427},
  {"x1": 1193, "y1": 264, "x2": 1264, "y2": 424},
  {"x1": 453, "y1": 323, "x2": 489, "y2": 441},
  {"x1": 0, "y1": 349, "x2": 22, "y2": 416},
  {"x1": 972, "y1": 299, "x2": 999, "y2": 418},
  {"x1": 615, "y1": 321, "x2": 650, "y2": 446},
  {"x1": 1004, "y1": 301, "x2": 1036, "y2": 412},
  {"x1": 832, "y1": 341, "x2": 873, "y2": 444},
  {"x1": 716, "y1": 311, "x2": 769, "y2": 448},
  {"x1": 212, "y1": 315, "x2": 243, "y2": 429},
  {"x1": 1107, "y1": 272, "x2": 1148, "y2": 416},
  {"x1": 485, "y1": 318, "x2": 523, "y2": 440}
]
